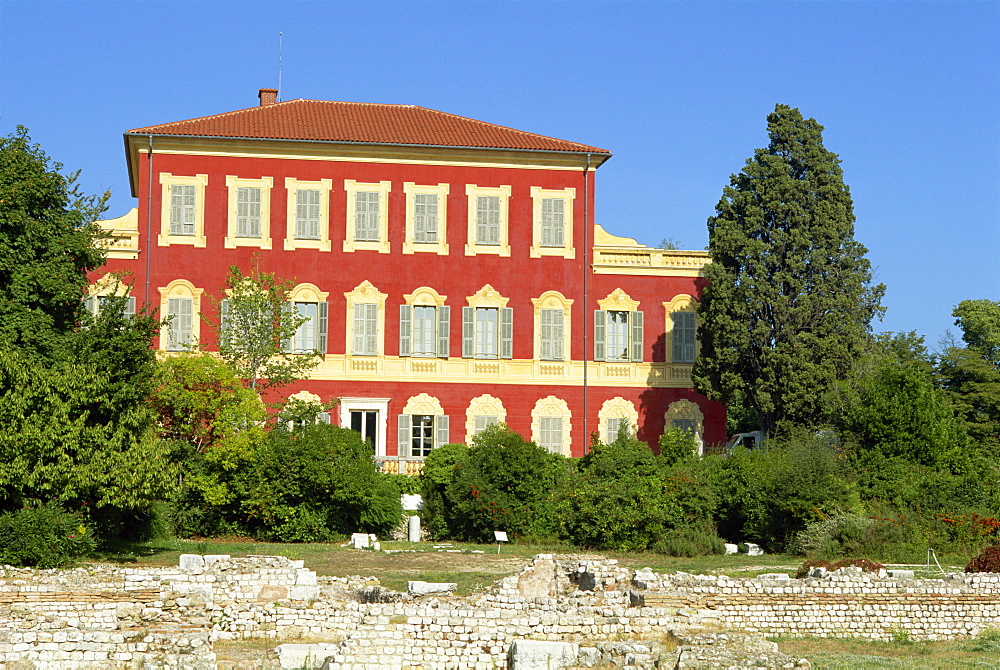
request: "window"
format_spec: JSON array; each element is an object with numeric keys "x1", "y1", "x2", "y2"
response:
[
  {"x1": 598, "y1": 396, "x2": 638, "y2": 444},
  {"x1": 225, "y1": 177, "x2": 273, "y2": 249},
  {"x1": 400, "y1": 304, "x2": 450, "y2": 358},
  {"x1": 353, "y1": 303, "x2": 378, "y2": 356},
  {"x1": 539, "y1": 309, "x2": 564, "y2": 361},
  {"x1": 340, "y1": 398, "x2": 390, "y2": 457},
  {"x1": 463, "y1": 307, "x2": 512, "y2": 359},
  {"x1": 83, "y1": 290, "x2": 136, "y2": 319},
  {"x1": 531, "y1": 396, "x2": 572, "y2": 455},
  {"x1": 284, "y1": 178, "x2": 332, "y2": 251},
  {"x1": 672, "y1": 312, "x2": 696, "y2": 363},
  {"x1": 465, "y1": 185, "x2": 511, "y2": 256},
  {"x1": 291, "y1": 302, "x2": 328, "y2": 353},
  {"x1": 344, "y1": 280, "x2": 387, "y2": 359},
  {"x1": 296, "y1": 190, "x2": 321, "y2": 239},
  {"x1": 343, "y1": 180, "x2": 391, "y2": 253},
  {"x1": 158, "y1": 173, "x2": 208, "y2": 247},
  {"x1": 158, "y1": 279, "x2": 203, "y2": 351},
  {"x1": 465, "y1": 393, "x2": 506, "y2": 443},
  {"x1": 403, "y1": 183, "x2": 450, "y2": 255},
  {"x1": 354, "y1": 191, "x2": 380, "y2": 241},
  {"x1": 166, "y1": 298, "x2": 193, "y2": 351},
  {"x1": 397, "y1": 414, "x2": 449, "y2": 458},
  {"x1": 672, "y1": 418, "x2": 697, "y2": 434},
  {"x1": 595, "y1": 288, "x2": 643, "y2": 363},
  {"x1": 665, "y1": 398, "x2": 705, "y2": 455},
  {"x1": 413, "y1": 194, "x2": 438, "y2": 243},
  {"x1": 530, "y1": 187, "x2": 575, "y2": 258},
  {"x1": 539, "y1": 417, "x2": 563, "y2": 453},
  {"x1": 170, "y1": 185, "x2": 195, "y2": 236}
]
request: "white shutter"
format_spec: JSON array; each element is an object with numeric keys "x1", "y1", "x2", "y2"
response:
[
  {"x1": 477, "y1": 196, "x2": 500, "y2": 245},
  {"x1": 83, "y1": 295, "x2": 97, "y2": 315},
  {"x1": 398, "y1": 414, "x2": 411, "y2": 457},
  {"x1": 353, "y1": 303, "x2": 366, "y2": 355},
  {"x1": 541, "y1": 198, "x2": 564, "y2": 247},
  {"x1": 219, "y1": 299, "x2": 231, "y2": 350},
  {"x1": 462, "y1": 306, "x2": 474, "y2": 358},
  {"x1": 435, "y1": 414, "x2": 449, "y2": 448},
  {"x1": 125, "y1": 296, "x2": 136, "y2": 318},
  {"x1": 399, "y1": 305, "x2": 412, "y2": 357},
  {"x1": 499, "y1": 307, "x2": 513, "y2": 360},
  {"x1": 317, "y1": 412, "x2": 331, "y2": 425},
  {"x1": 356, "y1": 192, "x2": 380, "y2": 241},
  {"x1": 437, "y1": 305, "x2": 450, "y2": 358},
  {"x1": 540, "y1": 309, "x2": 563, "y2": 361},
  {"x1": 317, "y1": 302, "x2": 328, "y2": 354},
  {"x1": 414, "y1": 193, "x2": 438, "y2": 243},
  {"x1": 630, "y1": 310, "x2": 644, "y2": 363},
  {"x1": 365, "y1": 303, "x2": 378, "y2": 355},
  {"x1": 594, "y1": 310, "x2": 607, "y2": 362},
  {"x1": 296, "y1": 189, "x2": 321, "y2": 239}
]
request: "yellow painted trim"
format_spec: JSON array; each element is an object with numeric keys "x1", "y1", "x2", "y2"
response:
[
  {"x1": 403, "y1": 393, "x2": 444, "y2": 416},
  {"x1": 96, "y1": 208, "x2": 140, "y2": 259},
  {"x1": 343, "y1": 179, "x2": 392, "y2": 254},
  {"x1": 87, "y1": 273, "x2": 133, "y2": 298},
  {"x1": 529, "y1": 186, "x2": 576, "y2": 259},
  {"x1": 403, "y1": 286, "x2": 448, "y2": 307},
  {"x1": 158, "y1": 174, "x2": 208, "y2": 248},
  {"x1": 344, "y1": 280, "x2": 388, "y2": 358},
  {"x1": 465, "y1": 393, "x2": 507, "y2": 444},
  {"x1": 401, "y1": 182, "x2": 450, "y2": 255},
  {"x1": 157, "y1": 279, "x2": 204, "y2": 350},
  {"x1": 593, "y1": 224, "x2": 642, "y2": 247},
  {"x1": 224, "y1": 176, "x2": 273, "y2": 250},
  {"x1": 284, "y1": 178, "x2": 333, "y2": 251},
  {"x1": 464, "y1": 184, "x2": 511, "y2": 257},
  {"x1": 530, "y1": 290, "x2": 573, "y2": 362},
  {"x1": 288, "y1": 390, "x2": 323, "y2": 404},
  {"x1": 466, "y1": 284, "x2": 510, "y2": 309},
  {"x1": 597, "y1": 288, "x2": 640, "y2": 312},
  {"x1": 531, "y1": 395, "x2": 573, "y2": 456},
  {"x1": 289, "y1": 283, "x2": 330, "y2": 303},
  {"x1": 592, "y1": 244, "x2": 711, "y2": 278},
  {"x1": 598, "y1": 396, "x2": 639, "y2": 443}
]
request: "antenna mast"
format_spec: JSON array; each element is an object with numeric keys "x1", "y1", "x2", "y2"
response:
[{"x1": 277, "y1": 32, "x2": 283, "y2": 102}]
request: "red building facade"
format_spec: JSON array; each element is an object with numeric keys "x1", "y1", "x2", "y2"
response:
[{"x1": 94, "y1": 89, "x2": 724, "y2": 468}]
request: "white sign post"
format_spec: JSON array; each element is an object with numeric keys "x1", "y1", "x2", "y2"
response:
[{"x1": 494, "y1": 530, "x2": 508, "y2": 554}]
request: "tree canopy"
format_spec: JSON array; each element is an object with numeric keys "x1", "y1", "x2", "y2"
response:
[{"x1": 692, "y1": 104, "x2": 884, "y2": 435}]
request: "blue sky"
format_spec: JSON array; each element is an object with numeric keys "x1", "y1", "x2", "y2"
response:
[{"x1": 2, "y1": 0, "x2": 997, "y2": 347}]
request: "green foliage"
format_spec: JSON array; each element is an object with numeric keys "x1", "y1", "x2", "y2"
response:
[
  {"x1": 443, "y1": 425, "x2": 565, "y2": 543},
  {"x1": 0, "y1": 126, "x2": 108, "y2": 362},
  {"x1": 0, "y1": 502, "x2": 97, "y2": 568},
  {"x1": 794, "y1": 558, "x2": 884, "y2": 579},
  {"x1": 658, "y1": 425, "x2": 699, "y2": 465},
  {"x1": 953, "y1": 299, "x2": 1000, "y2": 367},
  {"x1": 385, "y1": 473, "x2": 422, "y2": 495},
  {"x1": 651, "y1": 524, "x2": 726, "y2": 557},
  {"x1": 556, "y1": 433, "x2": 717, "y2": 551},
  {"x1": 693, "y1": 104, "x2": 884, "y2": 435},
  {"x1": 170, "y1": 424, "x2": 401, "y2": 542},
  {"x1": 937, "y1": 344, "x2": 1000, "y2": 461},
  {"x1": 150, "y1": 353, "x2": 266, "y2": 455},
  {"x1": 420, "y1": 442, "x2": 471, "y2": 540},
  {"x1": 209, "y1": 264, "x2": 322, "y2": 391}
]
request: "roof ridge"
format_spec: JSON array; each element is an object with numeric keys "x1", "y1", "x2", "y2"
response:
[
  {"x1": 128, "y1": 98, "x2": 307, "y2": 133},
  {"x1": 412, "y1": 105, "x2": 605, "y2": 152}
]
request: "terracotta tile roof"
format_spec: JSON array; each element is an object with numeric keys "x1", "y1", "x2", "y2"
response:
[{"x1": 128, "y1": 99, "x2": 610, "y2": 154}]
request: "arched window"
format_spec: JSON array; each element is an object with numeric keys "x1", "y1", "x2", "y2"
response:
[
  {"x1": 465, "y1": 393, "x2": 507, "y2": 443},
  {"x1": 598, "y1": 396, "x2": 638, "y2": 444},
  {"x1": 531, "y1": 396, "x2": 572, "y2": 455}
]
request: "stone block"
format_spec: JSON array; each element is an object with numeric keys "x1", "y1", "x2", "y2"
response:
[
  {"x1": 402, "y1": 494, "x2": 424, "y2": 511},
  {"x1": 408, "y1": 581, "x2": 457, "y2": 596},
  {"x1": 724, "y1": 543, "x2": 739, "y2": 555},
  {"x1": 350, "y1": 533, "x2": 370, "y2": 549},
  {"x1": 508, "y1": 639, "x2": 579, "y2": 669},
  {"x1": 888, "y1": 570, "x2": 915, "y2": 579},
  {"x1": 178, "y1": 554, "x2": 205, "y2": 570},
  {"x1": 408, "y1": 515, "x2": 421, "y2": 542},
  {"x1": 743, "y1": 543, "x2": 764, "y2": 556},
  {"x1": 295, "y1": 569, "x2": 318, "y2": 586},
  {"x1": 757, "y1": 573, "x2": 791, "y2": 581},
  {"x1": 203, "y1": 554, "x2": 230, "y2": 567},
  {"x1": 290, "y1": 585, "x2": 319, "y2": 601},
  {"x1": 275, "y1": 643, "x2": 340, "y2": 669}
]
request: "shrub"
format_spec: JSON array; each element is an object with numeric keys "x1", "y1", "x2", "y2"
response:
[
  {"x1": 0, "y1": 503, "x2": 97, "y2": 568},
  {"x1": 651, "y1": 524, "x2": 726, "y2": 557},
  {"x1": 658, "y1": 426, "x2": 699, "y2": 465},
  {"x1": 791, "y1": 513, "x2": 875, "y2": 558},
  {"x1": 794, "y1": 558, "x2": 884, "y2": 579},
  {"x1": 420, "y1": 442, "x2": 471, "y2": 540},
  {"x1": 966, "y1": 544, "x2": 1000, "y2": 573}
]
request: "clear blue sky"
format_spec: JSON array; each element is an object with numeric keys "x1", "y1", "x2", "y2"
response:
[{"x1": 2, "y1": 0, "x2": 997, "y2": 348}]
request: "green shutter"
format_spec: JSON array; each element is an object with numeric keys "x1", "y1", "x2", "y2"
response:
[
  {"x1": 437, "y1": 305, "x2": 450, "y2": 358},
  {"x1": 630, "y1": 310, "x2": 644, "y2": 362},
  {"x1": 398, "y1": 414, "x2": 411, "y2": 457},
  {"x1": 594, "y1": 310, "x2": 606, "y2": 361},
  {"x1": 435, "y1": 414, "x2": 449, "y2": 448},
  {"x1": 462, "y1": 306, "x2": 474, "y2": 358},
  {"x1": 399, "y1": 305, "x2": 412, "y2": 357},
  {"x1": 317, "y1": 302, "x2": 328, "y2": 353},
  {"x1": 500, "y1": 307, "x2": 513, "y2": 359}
]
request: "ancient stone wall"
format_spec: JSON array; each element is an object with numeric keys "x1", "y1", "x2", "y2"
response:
[{"x1": 1, "y1": 554, "x2": 998, "y2": 668}]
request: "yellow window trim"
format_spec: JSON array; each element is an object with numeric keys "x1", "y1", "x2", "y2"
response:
[
  {"x1": 598, "y1": 396, "x2": 638, "y2": 443},
  {"x1": 224, "y1": 176, "x2": 273, "y2": 250},
  {"x1": 464, "y1": 184, "x2": 511, "y2": 257},
  {"x1": 465, "y1": 393, "x2": 507, "y2": 444},
  {"x1": 598, "y1": 287, "x2": 640, "y2": 312},
  {"x1": 158, "y1": 173, "x2": 208, "y2": 248},
  {"x1": 157, "y1": 279, "x2": 204, "y2": 351},
  {"x1": 402, "y1": 182, "x2": 450, "y2": 255},
  {"x1": 466, "y1": 284, "x2": 510, "y2": 309},
  {"x1": 529, "y1": 186, "x2": 576, "y2": 259},
  {"x1": 344, "y1": 280, "x2": 388, "y2": 357},
  {"x1": 343, "y1": 179, "x2": 392, "y2": 254},
  {"x1": 531, "y1": 290, "x2": 573, "y2": 362},
  {"x1": 284, "y1": 178, "x2": 333, "y2": 251},
  {"x1": 531, "y1": 395, "x2": 572, "y2": 456}
]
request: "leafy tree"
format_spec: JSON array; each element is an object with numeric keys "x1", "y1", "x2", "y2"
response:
[
  {"x1": 209, "y1": 264, "x2": 322, "y2": 391},
  {"x1": 693, "y1": 105, "x2": 884, "y2": 435},
  {"x1": 0, "y1": 127, "x2": 108, "y2": 361},
  {"x1": 953, "y1": 299, "x2": 1000, "y2": 367}
]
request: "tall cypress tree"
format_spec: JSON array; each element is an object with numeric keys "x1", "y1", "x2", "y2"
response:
[{"x1": 692, "y1": 105, "x2": 884, "y2": 435}]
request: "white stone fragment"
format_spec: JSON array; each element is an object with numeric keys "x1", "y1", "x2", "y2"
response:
[
  {"x1": 724, "y1": 543, "x2": 739, "y2": 555},
  {"x1": 756, "y1": 573, "x2": 790, "y2": 581},
  {"x1": 402, "y1": 494, "x2": 424, "y2": 511},
  {"x1": 744, "y1": 543, "x2": 764, "y2": 556},
  {"x1": 275, "y1": 643, "x2": 340, "y2": 669},
  {"x1": 178, "y1": 554, "x2": 204, "y2": 570},
  {"x1": 508, "y1": 639, "x2": 579, "y2": 669},
  {"x1": 202, "y1": 554, "x2": 230, "y2": 566},
  {"x1": 408, "y1": 515, "x2": 421, "y2": 542},
  {"x1": 350, "y1": 533, "x2": 370, "y2": 549},
  {"x1": 408, "y1": 581, "x2": 458, "y2": 596},
  {"x1": 888, "y1": 569, "x2": 915, "y2": 579}
]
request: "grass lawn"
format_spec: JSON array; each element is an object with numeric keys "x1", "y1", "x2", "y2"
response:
[{"x1": 773, "y1": 631, "x2": 1000, "y2": 669}]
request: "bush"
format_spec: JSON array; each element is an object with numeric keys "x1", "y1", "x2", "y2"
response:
[
  {"x1": 658, "y1": 426, "x2": 699, "y2": 465},
  {"x1": 651, "y1": 524, "x2": 726, "y2": 557},
  {"x1": 0, "y1": 503, "x2": 97, "y2": 568},
  {"x1": 966, "y1": 544, "x2": 1000, "y2": 573},
  {"x1": 794, "y1": 557, "x2": 884, "y2": 579},
  {"x1": 791, "y1": 513, "x2": 875, "y2": 558},
  {"x1": 420, "y1": 442, "x2": 471, "y2": 540}
]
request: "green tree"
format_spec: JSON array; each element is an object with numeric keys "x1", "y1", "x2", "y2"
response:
[
  {"x1": 953, "y1": 299, "x2": 1000, "y2": 367},
  {"x1": 209, "y1": 264, "x2": 322, "y2": 391},
  {"x1": 693, "y1": 105, "x2": 884, "y2": 435},
  {"x1": 0, "y1": 127, "x2": 108, "y2": 361}
]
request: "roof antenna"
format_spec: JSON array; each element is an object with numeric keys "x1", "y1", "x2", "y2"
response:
[{"x1": 277, "y1": 32, "x2": 283, "y2": 102}]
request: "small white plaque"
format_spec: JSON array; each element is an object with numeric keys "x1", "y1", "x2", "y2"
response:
[{"x1": 494, "y1": 531, "x2": 508, "y2": 542}]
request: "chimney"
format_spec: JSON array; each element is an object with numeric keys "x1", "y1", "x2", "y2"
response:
[{"x1": 258, "y1": 88, "x2": 278, "y2": 106}]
